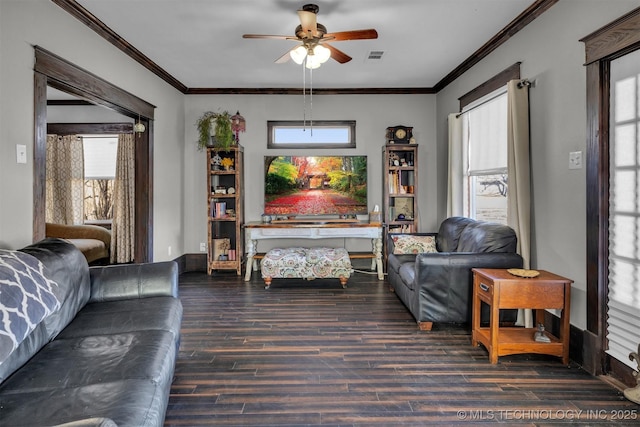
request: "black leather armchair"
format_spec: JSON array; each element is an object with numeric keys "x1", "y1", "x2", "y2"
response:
[{"x1": 387, "y1": 217, "x2": 523, "y2": 330}]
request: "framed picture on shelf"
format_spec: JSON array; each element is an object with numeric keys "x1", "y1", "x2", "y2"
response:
[
  {"x1": 394, "y1": 197, "x2": 414, "y2": 219},
  {"x1": 213, "y1": 238, "x2": 230, "y2": 261}
]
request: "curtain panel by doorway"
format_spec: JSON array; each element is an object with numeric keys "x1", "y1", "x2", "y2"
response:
[
  {"x1": 110, "y1": 133, "x2": 135, "y2": 263},
  {"x1": 45, "y1": 134, "x2": 84, "y2": 225}
]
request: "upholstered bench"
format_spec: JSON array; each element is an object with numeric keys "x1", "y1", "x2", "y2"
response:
[{"x1": 261, "y1": 247, "x2": 352, "y2": 289}]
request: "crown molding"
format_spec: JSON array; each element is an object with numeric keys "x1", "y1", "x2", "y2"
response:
[{"x1": 54, "y1": 0, "x2": 557, "y2": 95}]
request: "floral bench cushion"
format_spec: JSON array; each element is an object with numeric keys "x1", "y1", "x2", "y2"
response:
[{"x1": 261, "y1": 247, "x2": 352, "y2": 280}]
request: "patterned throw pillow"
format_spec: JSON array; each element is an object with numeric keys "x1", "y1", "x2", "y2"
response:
[
  {"x1": 0, "y1": 250, "x2": 60, "y2": 366},
  {"x1": 392, "y1": 235, "x2": 438, "y2": 254}
]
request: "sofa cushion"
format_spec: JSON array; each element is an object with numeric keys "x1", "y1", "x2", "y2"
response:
[
  {"x1": 0, "y1": 250, "x2": 60, "y2": 365},
  {"x1": 57, "y1": 297, "x2": 182, "y2": 341},
  {"x1": 0, "y1": 330, "x2": 175, "y2": 392},
  {"x1": 398, "y1": 262, "x2": 416, "y2": 291},
  {"x1": 387, "y1": 253, "x2": 415, "y2": 275},
  {"x1": 456, "y1": 222, "x2": 518, "y2": 253},
  {"x1": 0, "y1": 379, "x2": 168, "y2": 427},
  {"x1": 391, "y1": 235, "x2": 437, "y2": 254},
  {"x1": 436, "y1": 217, "x2": 475, "y2": 252}
]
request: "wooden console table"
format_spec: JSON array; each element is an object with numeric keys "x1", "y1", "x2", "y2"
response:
[
  {"x1": 244, "y1": 221, "x2": 383, "y2": 281},
  {"x1": 471, "y1": 268, "x2": 572, "y2": 365}
]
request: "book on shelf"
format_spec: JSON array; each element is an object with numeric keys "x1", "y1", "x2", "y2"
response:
[
  {"x1": 388, "y1": 170, "x2": 412, "y2": 194},
  {"x1": 210, "y1": 201, "x2": 227, "y2": 218},
  {"x1": 388, "y1": 171, "x2": 401, "y2": 194}
]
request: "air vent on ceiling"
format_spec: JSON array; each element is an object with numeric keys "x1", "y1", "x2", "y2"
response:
[{"x1": 367, "y1": 50, "x2": 384, "y2": 60}]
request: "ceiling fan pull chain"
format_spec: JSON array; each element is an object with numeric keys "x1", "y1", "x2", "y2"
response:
[
  {"x1": 310, "y1": 65, "x2": 313, "y2": 137},
  {"x1": 302, "y1": 57, "x2": 307, "y2": 131}
]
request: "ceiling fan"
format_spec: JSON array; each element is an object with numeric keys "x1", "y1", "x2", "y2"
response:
[{"x1": 242, "y1": 3, "x2": 378, "y2": 68}]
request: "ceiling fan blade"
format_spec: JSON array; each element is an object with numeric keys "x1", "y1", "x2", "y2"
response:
[
  {"x1": 297, "y1": 10, "x2": 318, "y2": 38},
  {"x1": 324, "y1": 29, "x2": 378, "y2": 41},
  {"x1": 243, "y1": 34, "x2": 294, "y2": 40},
  {"x1": 324, "y1": 43, "x2": 352, "y2": 64},
  {"x1": 274, "y1": 47, "x2": 295, "y2": 64}
]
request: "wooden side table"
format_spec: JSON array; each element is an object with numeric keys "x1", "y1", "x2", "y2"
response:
[{"x1": 471, "y1": 268, "x2": 572, "y2": 365}]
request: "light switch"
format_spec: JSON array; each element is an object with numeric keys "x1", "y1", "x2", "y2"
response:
[
  {"x1": 569, "y1": 151, "x2": 582, "y2": 169},
  {"x1": 16, "y1": 144, "x2": 27, "y2": 164}
]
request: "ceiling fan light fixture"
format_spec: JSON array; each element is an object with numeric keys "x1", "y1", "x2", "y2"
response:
[
  {"x1": 312, "y1": 44, "x2": 331, "y2": 63},
  {"x1": 305, "y1": 56, "x2": 322, "y2": 69},
  {"x1": 290, "y1": 45, "x2": 307, "y2": 64},
  {"x1": 298, "y1": 44, "x2": 331, "y2": 69}
]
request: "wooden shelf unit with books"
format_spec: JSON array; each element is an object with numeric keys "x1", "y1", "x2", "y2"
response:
[
  {"x1": 207, "y1": 145, "x2": 244, "y2": 275},
  {"x1": 382, "y1": 144, "x2": 418, "y2": 263}
]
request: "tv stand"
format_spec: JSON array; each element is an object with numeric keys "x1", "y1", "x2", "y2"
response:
[
  {"x1": 270, "y1": 218, "x2": 359, "y2": 225},
  {"x1": 244, "y1": 221, "x2": 383, "y2": 281}
]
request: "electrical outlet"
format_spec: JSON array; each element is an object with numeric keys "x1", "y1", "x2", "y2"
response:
[
  {"x1": 199, "y1": 242, "x2": 207, "y2": 252},
  {"x1": 569, "y1": 151, "x2": 582, "y2": 169}
]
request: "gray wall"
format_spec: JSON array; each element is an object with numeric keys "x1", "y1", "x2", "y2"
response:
[
  {"x1": 2, "y1": 0, "x2": 640, "y2": 330},
  {"x1": 0, "y1": 0, "x2": 185, "y2": 260},
  {"x1": 183, "y1": 93, "x2": 436, "y2": 255},
  {"x1": 435, "y1": 0, "x2": 640, "y2": 330}
]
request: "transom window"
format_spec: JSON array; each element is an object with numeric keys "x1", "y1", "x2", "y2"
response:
[{"x1": 267, "y1": 120, "x2": 356, "y2": 149}]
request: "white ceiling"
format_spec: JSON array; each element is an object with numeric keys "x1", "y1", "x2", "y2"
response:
[{"x1": 72, "y1": 0, "x2": 536, "y2": 90}]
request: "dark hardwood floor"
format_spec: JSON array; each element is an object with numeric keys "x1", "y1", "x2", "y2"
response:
[{"x1": 165, "y1": 269, "x2": 638, "y2": 426}]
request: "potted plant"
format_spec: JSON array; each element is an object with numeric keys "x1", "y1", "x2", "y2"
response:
[{"x1": 196, "y1": 110, "x2": 234, "y2": 151}]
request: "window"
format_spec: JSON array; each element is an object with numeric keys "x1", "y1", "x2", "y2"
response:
[
  {"x1": 267, "y1": 120, "x2": 356, "y2": 149},
  {"x1": 461, "y1": 89, "x2": 508, "y2": 224},
  {"x1": 606, "y1": 50, "x2": 640, "y2": 370},
  {"x1": 82, "y1": 135, "x2": 117, "y2": 222}
]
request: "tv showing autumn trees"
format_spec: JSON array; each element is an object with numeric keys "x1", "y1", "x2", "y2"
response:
[{"x1": 264, "y1": 156, "x2": 368, "y2": 216}]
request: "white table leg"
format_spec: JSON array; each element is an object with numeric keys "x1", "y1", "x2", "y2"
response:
[
  {"x1": 244, "y1": 238, "x2": 257, "y2": 281},
  {"x1": 373, "y1": 238, "x2": 384, "y2": 280}
]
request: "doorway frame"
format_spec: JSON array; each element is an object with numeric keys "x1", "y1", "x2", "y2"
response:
[
  {"x1": 33, "y1": 46, "x2": 155, "y2": 263},
  {"x1": 581, "y1": 7, "x2": 640, "y2": 382}
]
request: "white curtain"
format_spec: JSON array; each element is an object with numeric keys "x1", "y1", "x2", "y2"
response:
[
  {"x1": 506, "y1": 80, "x2": 532, "y2": 328},
  {"x1": 506, "y1": 80, "x2": 531, "y2": 270},
  {"x1": 447, "y1": 113, "x2": 464, "y2": 217},
  {"x1": 448, "y1": 81, "x2": 531, "y2": 326},
  {"x1": 46, "y1": 134, "x2": 84, "y2": 225},
  {"x1": 110, "y1": 133, "x2": 135, "y2": 263}
]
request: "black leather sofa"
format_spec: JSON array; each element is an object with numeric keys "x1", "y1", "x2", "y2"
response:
[
  {"x1": 0, "y1": 238, "x2": 182, "y2": 426},
  {"x1": 387, "y1": 217, "x2": 523, "y2": 330}
]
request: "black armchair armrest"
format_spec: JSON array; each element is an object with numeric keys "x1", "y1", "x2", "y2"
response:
[{"x1": 414, "y1": 252, "x2": 523, "y2": 323}]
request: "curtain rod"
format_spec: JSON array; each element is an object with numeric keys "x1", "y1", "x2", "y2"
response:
[{"x1": 456, "y1": 78, "x2": 534, "y2": 118}]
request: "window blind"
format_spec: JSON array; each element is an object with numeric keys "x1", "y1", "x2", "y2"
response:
[
  {"x1": 463, "y1": 91, "x2": 507, "y2": 174},
  {"x1": 83, "y1": 136, "x2": 118, "y2": 179},
  {"x1": 607, "y1": 53, "x2": 640, "y2": 370}
]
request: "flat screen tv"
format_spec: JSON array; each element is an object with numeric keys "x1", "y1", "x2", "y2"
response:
[{"x1": 264, "y1": 155, "x2": 367, "y2": 217}]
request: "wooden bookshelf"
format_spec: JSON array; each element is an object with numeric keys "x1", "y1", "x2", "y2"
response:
[
  {"x1": 207, "y1": 145, "x2": 244, "y2": 275},
  {"x1": 382, "y1": 143, "x2": 418, "y2": 264}
]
